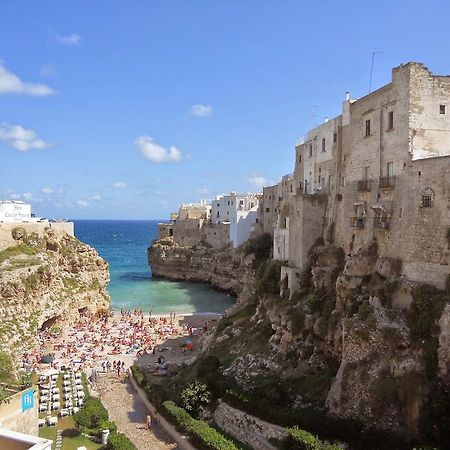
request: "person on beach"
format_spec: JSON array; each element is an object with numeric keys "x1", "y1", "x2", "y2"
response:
[{"x1": 146, "y1": 413, "x2": 152, "y2": 430}]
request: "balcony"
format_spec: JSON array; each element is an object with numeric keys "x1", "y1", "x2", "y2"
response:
[
  {"x1": 357, "y1": 179, "x2": 371, "y2": 192},
  {"x1": 373, "y1": 217, "x2": 390, "y2": 230},
  {"x1": 351, "y1": 217, "x2": 365, "y2": 229},
  {"x1": 379, "y1": 176, "x2": 396, "y2": 189}
]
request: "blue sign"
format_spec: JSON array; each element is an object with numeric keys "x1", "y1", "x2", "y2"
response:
[{"x1": 22, "y1": 389, "x2": 34, "y2": 412}]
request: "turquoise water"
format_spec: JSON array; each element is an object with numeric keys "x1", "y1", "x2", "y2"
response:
[{"x1": 74, "y1": 220, "x2": 235, "y2": 314}]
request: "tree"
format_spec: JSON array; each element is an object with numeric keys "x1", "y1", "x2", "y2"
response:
[{"x1": 180, "y1": 380, "x2": 211, "y2": 417}]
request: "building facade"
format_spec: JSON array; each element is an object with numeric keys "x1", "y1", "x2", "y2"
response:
[
  {"x1": 0, "y1": 201, "x2": 32, "y2": 223},
  {"x1": 270, "y1": 62, "x2": 450, "y2": 291}
]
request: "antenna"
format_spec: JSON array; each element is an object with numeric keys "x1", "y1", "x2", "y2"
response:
[{"x1": 369, "y1": 51, "x2": 384, "y2": 94}]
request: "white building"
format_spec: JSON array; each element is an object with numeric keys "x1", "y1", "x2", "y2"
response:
[
  {"x1": 211, "y1": 192, "x2": 260, "y2": 247},
  {"x1": 0, "y1": 201, "x2": 32, "y2": 223}
]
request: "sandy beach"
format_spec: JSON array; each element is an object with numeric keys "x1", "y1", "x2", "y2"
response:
[{"x1": 21, "y1": 310, "x2": 223, "y2": 377}]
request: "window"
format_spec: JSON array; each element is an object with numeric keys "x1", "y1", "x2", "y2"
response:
[
  {"x1": 365, "y1": 119, "x2": 371, "y2": 136},
  {"x1": 364, "y1": 166, "x2": 370, "y2": 180},
  {"x1": 265, "y1": 208, "x2": 270, "y2": 213},
  {"x1": 387, "y1": 162, "x2": 394, "y2": 178},
  {"x1": 388, "y1": 111, "x2": 394, "y2": 130},
  {"x1": 239, "y1": 200, "x2": 244, "y2": 205},
  {"x1": 422, "y1": 194, "x2": 433, "y2": 208},
  {"x1": 217, "y1": 203, "x2": 219, "y2": 207},
  {"x1": 328, "y1": 175, "x2": 333, "y2": 190},
  {"x1": 299, "y1": 154, "x2": 302, "y2": 163},
  {"x1": 290, "y1": 185, "x2": 293, "y2": 193},
  {"x1": 309, "y1": 144, "x2": 313, "y2": 157},
  {"x1": 421, "y1": 187, "x2": 435, "y2": 208},
  {"x1": 333, "y1": 132, "x2": 337, "y2": 143},
  {"x1": 341, "y1": 176, "x2": 345, "y2": 186},
  {"x1": 216, "y1": 211, "x2": 220, "y2": 217},
  {"x1": 440, "y1": 104, "x2": 446, "y2": 115},
  {"x1": 322, "y1": 138, "x2": 326, "y2": 152}
]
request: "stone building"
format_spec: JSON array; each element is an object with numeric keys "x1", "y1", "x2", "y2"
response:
[{"x1": 270, "y1": 62, "x2": 450, "y2": 291}]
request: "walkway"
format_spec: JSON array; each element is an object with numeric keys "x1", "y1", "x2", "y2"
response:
[{"x1": 96, "y1": 373, "x2": 177, "y2": 450}]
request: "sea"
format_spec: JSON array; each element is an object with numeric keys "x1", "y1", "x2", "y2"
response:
[{"x1": 73, "y1": 220, "x2": 235, "y2": 315}]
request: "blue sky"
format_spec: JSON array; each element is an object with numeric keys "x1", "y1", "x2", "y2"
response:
[{"x1": 1, "y1": 1, "x2": 449, "y2": 219}]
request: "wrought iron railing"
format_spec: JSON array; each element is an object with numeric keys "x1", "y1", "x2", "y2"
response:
[
  {"x1": 351, "y1": 217, "x2": 365, "y2": 229},
  {"x1": 357, "y1": 179, "x2": 371, "y2": 192},
  {"x1": 379, "y1": 176, "x2": 396, "y2": 189}
]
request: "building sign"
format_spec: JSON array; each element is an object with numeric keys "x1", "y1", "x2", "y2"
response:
[{"x1": 22, "y1": 390, "x2": 34, "y2": 412}]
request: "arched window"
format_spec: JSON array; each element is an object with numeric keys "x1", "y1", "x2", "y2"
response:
[{"x1": 421, "y1": 187, "x2": 435, "y2": 208}]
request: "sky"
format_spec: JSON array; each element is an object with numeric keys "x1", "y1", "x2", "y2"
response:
[{"x1": 1, "y1": 1, "x2": 450, "y2": 219}]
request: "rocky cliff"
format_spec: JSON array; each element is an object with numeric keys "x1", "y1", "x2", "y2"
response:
[
  {"x1": 148, "y1": 234, "x2": 450, "y2": 448},
  {"x1": 148, "y1": 237, "x2": 255, "y2": 303},
  {"x1": 0, "y1": 226, "x2": 110, "y2": 358}
]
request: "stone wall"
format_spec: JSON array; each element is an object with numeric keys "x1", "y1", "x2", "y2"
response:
[
  {"x1": 202, "y1": 222, "x2": 229, "y2": 249},
  {"x1": 213, "y1": 401, "x2": 287, "y2": 450},
  {"x1": 0, "y1": 388, "x2": 38, "y2": 435}
]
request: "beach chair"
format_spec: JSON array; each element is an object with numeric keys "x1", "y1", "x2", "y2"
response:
[
  {"x1": 65, "y1": 400, "x2": 73, "y2": 408},
  {"x1": 76, "y1": 385, "x2": 83, "y2": 391},
  {"x1": 60, "y1": 409, "x2": 69, "y2": 417},
  {"x1": 63, "y1": 380, "x2": 71, "y2": 387},
  {"x1": 63, "y1": 374, "x2": 71, "y2": 380},
  {"x1": 52, "y1": 388, "x2": 59, "y2": 394},
  {"x1": 74, "y1": 373, "x2": 81, "y2": 379},
  {"x1": 63, "y1": 386, "x2": 71, "y2": 393},
  {"x1": 47, "y1": 416, "x2": 58, "y2": 426},
  {"x1": 51, "y1": 374, "x2": 58, "y2": 381},
  {"x1": 73, "y1": 406, "x2": 80, "y2": 414},
  {"x1": 77, "y1": 391, "x2": 85, "y2": 399},
  {"x1": 75, "y1": 379, "x2": 82, "y2": 385},
  {"x1": 38, "y1": 419, "x2": 46, "y2": 428},
  {"x1": 52, "y1": 401, "x2": 61, "y2": 410},
  {"x1": 40, "y1": 395, "x2": 49, "y2": 403},
  {"x1": 39, "y1": 403, "x2": 48, "y2": 412},
  {"x1": 40, "y1": 388, "x2": 49, "y2": 395},
  {"x1": 52, "y1": 393, "x2": 61, "y2": 401}
]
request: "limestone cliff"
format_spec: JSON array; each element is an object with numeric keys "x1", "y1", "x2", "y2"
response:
[
  {"x1": 0, "y1": 226, "x2": 110, "y2": 357},
  {"x1": 148, "y1": 237, "x2": 255, "y2": 303},
  {"x1": 149, "y1": 235, "x2": 450, "y2": 448}
]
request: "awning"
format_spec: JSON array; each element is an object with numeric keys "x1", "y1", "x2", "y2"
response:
[{"x1": 371, "y1": 204, "x2": 389, "y2": 214}]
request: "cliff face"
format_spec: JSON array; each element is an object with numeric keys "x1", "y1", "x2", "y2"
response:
[
  {"x1": 149, "y1": 235, "x2": 450, "y2": 445},
  {"x1": 0, "y1": 226, "x2": 110, "y2": 356},
  {"x1": 148, "y1": 237, "x2": 255, "y2": 302}
]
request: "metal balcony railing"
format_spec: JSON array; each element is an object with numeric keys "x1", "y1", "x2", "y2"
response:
[
  {"x1": 379, "y1": 176, "x2": 396, "y2": 189},
  {"x1": 351, "y1": 217, "x2": 365, "y2": 229},
  {"x1": 357, "y1": 179, "x2": 371, "y2": 192},
  {"x1": 374, "y1": 217, "x2": 390, "y2": 230}
]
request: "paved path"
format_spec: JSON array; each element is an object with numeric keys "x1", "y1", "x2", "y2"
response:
[{"x1": 97, "y1": 373, "x2": 177, "y2": 450}]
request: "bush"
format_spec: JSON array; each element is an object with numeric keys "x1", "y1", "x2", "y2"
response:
[
  {"x1": 98, "y1": 419, "x2": 117, "y2": 434},
  {"x1": 255, "y1": 259, "x2": 282, "y2": 297},
  {"x1": 181, "y1": 380, "x2": 211, "y2": 417},
  {"x1": 74, "y1": 397, "x2": 108, "y2": 431},
  {"x1": 243, "y1": 233, "x2": 272, "y2": 268},
  {"x1": 163, "y1": 400, "x2": 239, "y2": 450},
  {"x1": 285, "y1": 427, "x2": 326, "y2": 450},
  {"x1": 0, "y1": 352, "x2": 14, "y2": 382},
  {"x1": 107, "y1": 431, "x2": 137, "y2": 450},
  {"x1": 409, "y1": 284, "x2": 448, "y2": 341}
]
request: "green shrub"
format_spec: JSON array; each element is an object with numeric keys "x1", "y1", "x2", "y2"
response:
[
  {"x1": 181, "y1": 380, "x2": 211, "y2": 417},
  {"x1": 107, "y1": 431, "x2": 137, "y2": 450},
  {"x1": 285, "y1": 427, "x2": 324, "y2": 450},
  {"x1": 409, "y1": 284, "x2": 448, "y2": 341},
  {"x1": 98, "y1": 419, "x2": 117, "y2": 434},
  {"x1": 163, "y1": 400, "x2": 238, "y2": 450},
  {"x1": 243, "y1": 233, "x2": 272, "y2": 268},
  {"x1": 255, "y1": 259, "x2": 282, "y2": 296},
  {"x1": 74, "y1": 397, "x2": 108, "y2": 431},
  {"x1": 130, "y1": 364, "x2": 147, "y2": 387},
  {"x1": 0, "y1": 352, "x2": 14, "y2": 382}
]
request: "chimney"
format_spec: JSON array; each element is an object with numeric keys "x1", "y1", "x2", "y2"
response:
[
  {"x1": 346, "y1": 91, "x2": 350, "y2": 101},
  {"x1": 324, "y1": 116, "x2": 329, "y2": 123}
]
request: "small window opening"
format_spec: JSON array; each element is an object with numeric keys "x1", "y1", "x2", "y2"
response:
[
  {"x1": 422, "y1": 194, "x2": 433, "y2": 208},
  {"x1": 440, "y1": 104, "x2": 446, "y2": 115},
  {"x1": 322, "y1": 138, "x2": 326, "y2": 152},
  {"x1": 365, "y1": 119, "x2": 371, "y2": 136},
  {"x1": 333, "y1": 132, "x2": 337, "y2": 142},
  {"x1": 388, "y1": 111, "x2": 394, "y2": 130}
]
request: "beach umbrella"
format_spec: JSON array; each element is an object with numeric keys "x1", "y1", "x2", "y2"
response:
[{"x1": 41, "y1": 355, "x2": 54, "y2": 364}]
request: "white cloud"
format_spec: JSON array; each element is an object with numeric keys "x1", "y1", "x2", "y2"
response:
[
  {"x1": 40, "y1": 65, "x2": 57, "y2": 77},
  {"x1": 10, "y1": 193, "x2": 21, "y2": 200},
  {"x1": 41, "y1": 187, "x2": 53, "y2": 194},
  {"x1": 247, "y1": 174, "x2": 271, "y2": 189},
  {"x1": 190, "y1": 104, "x2": 212, "y2": 117},
  {"x1": 91, "y1": 194, "x2": 102, "y2": 201},
  {"x1": 135, "y1": 136, "x2": 182, "y2": 163},
  {"x1": 23, "y1": 192, "x2": 33, "y2": 200},
  {"x1": 196, "y1": 187, "x2": 209, "y2": 194},
  {"x1": 55, "y1": 33, "x2": 82, "y2": 46},
  {"x1": 77, "y1": 200, "x2": 89, "y2": 207},
  {"x1": 0, "y1": 62, "x2": 55, "y2": 96},
  {"x1": 113, "y1": 181, "x2": 127, "y2": 189},
  {"x1": 0, "y1": 123, "x2": 51, "y2": 152}
]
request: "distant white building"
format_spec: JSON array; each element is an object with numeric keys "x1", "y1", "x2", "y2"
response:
[
  {"x1": 211, "y1": 192, "x2": 260, "y2": 247},
  {"x1": 0, "y1": 201, "x2": 33, "y2": 223}
]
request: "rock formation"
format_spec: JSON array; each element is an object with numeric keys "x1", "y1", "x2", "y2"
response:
[
  {"x1": 0, "y1": 226, "x2": 110, "y2": 358},
  {"x1": 148, "y1": 235, "x2": 450, "y2": 447}
]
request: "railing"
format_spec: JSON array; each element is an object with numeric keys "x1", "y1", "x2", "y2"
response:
[
  {"x1": 357, "y1": 179, "x2": 371, "y2": 192},
  {"x1": 374, "y1": 217, "x2": 390, "y2": 230},
  {"x1": 351, "y1": 217, "x2": 365, "y2": 229},
  {"x1": 379, "y1": 176, "x2": 396, "y2": 189}
]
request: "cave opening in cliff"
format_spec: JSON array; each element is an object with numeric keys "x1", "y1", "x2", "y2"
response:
[{"x1": 40, "y1": 315, "x2": 61, "y2": 331}]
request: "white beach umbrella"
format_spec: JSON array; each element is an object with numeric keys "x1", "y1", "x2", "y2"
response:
[{"x1": 40, "y1": 368, "x2": 59, "y2": 377}]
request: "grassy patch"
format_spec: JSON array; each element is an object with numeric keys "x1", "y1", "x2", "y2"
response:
[{"x1": 0, "y1": 244, "x2": 39, "y2": 264}]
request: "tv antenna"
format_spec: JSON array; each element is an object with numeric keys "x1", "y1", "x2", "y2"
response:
[{"x1": 369, "y1": 51, "x2": 384, "y2": 94}]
